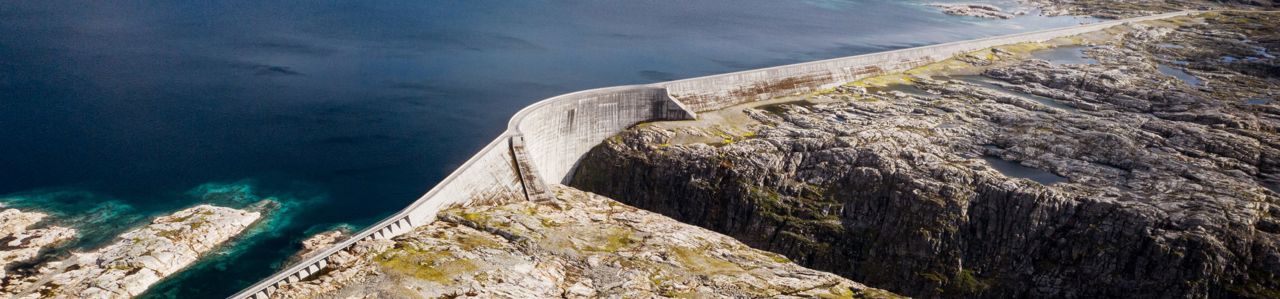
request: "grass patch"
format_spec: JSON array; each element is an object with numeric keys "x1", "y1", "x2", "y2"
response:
[
  {"x1": 455, "y1": 234, "x2": 504, "y2": 251},
  {"x1": 671, "y1": 246, "x2": 743, "y2": 275}
]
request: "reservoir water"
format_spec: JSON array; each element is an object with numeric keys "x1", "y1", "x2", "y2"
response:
[{"x1": 0, "y1": 1, "x2": 1095, "y2": 297}]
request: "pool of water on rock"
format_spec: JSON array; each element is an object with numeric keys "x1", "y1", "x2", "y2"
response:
[
  {"x1": 953, "y1": 75, "x2": 1079, "y2": 112},
  {"x1": 982, "y1": 156, "x2": 1068, "y2": 185},
  {"x1": 1158, "y1": 64, "x2": 1201, "y2": 86},
  {"x1": 1031, "y1": 45, "x2": 1099, "y2": 65}
]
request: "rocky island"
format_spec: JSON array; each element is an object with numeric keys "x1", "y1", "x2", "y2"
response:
[
  {"x1": 0, "y1": 205, "x2": 262, "y2": 298},
  {"x1": 571, "y1": 11, "x2": 1279, "y2": 298}
]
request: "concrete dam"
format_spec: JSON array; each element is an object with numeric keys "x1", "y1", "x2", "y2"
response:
[{"x1": 231, "y1": 11, "x2": 1192, "y2": 299}]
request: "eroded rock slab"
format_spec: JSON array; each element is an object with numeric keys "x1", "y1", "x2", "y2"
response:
[{"x1": 0, "y1": 209, "x2": 76, "y2": 282}]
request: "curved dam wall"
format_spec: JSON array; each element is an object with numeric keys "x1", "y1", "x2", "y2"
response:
[
  {"x1": 231, "y1": 11, "x2": 1192, "y2": 299},
  {"x1": 511, "y1": 85, "x2": 696, "y2": 184}
]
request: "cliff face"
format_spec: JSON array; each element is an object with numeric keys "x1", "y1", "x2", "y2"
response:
[
  {"x1": 268, "y1": 185, "x2": 898, "y2": 299},
  {"x1": 572, "y1": 12, "x2": 1280, "y2": 298}
]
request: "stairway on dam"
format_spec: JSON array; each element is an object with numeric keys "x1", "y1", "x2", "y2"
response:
[{"x1": 511, "y1": 136, "x2": 552, "y2": 202}]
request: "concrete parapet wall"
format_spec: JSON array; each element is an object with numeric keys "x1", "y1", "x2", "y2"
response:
[{"x1": 231, "y1": 11, "x2": 1193, "y2": 299}]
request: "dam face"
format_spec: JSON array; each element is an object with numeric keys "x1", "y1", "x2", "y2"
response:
[{"x1": 231, "y1": 11, "x2": 1192, "y2": 299}]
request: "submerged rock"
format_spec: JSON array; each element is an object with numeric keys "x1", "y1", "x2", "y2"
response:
[
  {"x1": 2, "y1": 205, "x2": 260, "y2": 298},
  {"x1": 268, "y1": 185, "x2": 899, "y2": 299},
  {"x1": 571, "y1": 12, "x2": 1280, "y2": 298}
]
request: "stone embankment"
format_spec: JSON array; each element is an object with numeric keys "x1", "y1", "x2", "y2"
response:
[
  {"x1": 266, "y1": 185, "x2": 900, "y2": 299},
  {"x1": 571, "y1": 11, "x2": 1280, "y2": 298},
  {"x1": 1, "y1": 205, "x2": 261, "y2": 299}
]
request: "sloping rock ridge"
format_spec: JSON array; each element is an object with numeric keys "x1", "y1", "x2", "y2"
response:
[{"x1": 268, "y1": 185, "x2": 900, "y2": 299}]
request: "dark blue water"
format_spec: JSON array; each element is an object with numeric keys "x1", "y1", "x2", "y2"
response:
[{"x1": 0, "y1": 1, "x2": 1095, "y2": 297}]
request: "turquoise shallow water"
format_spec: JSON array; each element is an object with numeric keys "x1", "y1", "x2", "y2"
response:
[{"x1": 0, "y1": 1, "x2": 1096, "y2": 297}]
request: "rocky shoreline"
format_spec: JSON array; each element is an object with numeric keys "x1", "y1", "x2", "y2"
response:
[
  {"x1": 571, "y1": 11, "x2": 1279, "y2": 298},
  {"x1": 0, "y1": 205, "x2": 262, "y2": 299},
  {"x1": 267, "y1": 185, "x2": 899, "y2": 299}
]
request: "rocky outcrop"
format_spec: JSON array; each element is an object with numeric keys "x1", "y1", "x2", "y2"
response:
[
  {"x1": 268, "y1": 185, "x2": 899, "y2": 299},
  {"x1": 2, "y1": 205, "x2": 260, "y2": 299},
  {"x1": 572, "y1": 12, "x2": 1280, "y2": 298},
  {"x1": 0, "y1": 209, "x2": 76, "y2": 282},
  {"x1": 291, "y1": 230, "x2": 348, "y2": 262},
  {"x1": 1020, "y1": 0, "x2": 1277, "y2": 19},
  {"x1": 930, "y1": 4, "x2": 1016, "y2": 19}
]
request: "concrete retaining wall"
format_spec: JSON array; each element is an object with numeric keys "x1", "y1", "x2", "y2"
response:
[{"x1": 230, "y1": 11, "x2": 1192, "y2": 299}]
